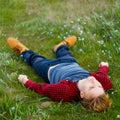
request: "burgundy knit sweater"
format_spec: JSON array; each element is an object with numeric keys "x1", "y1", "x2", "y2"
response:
[{"x1": 25, "y1": 66, "x2": 113, "y2": 102}]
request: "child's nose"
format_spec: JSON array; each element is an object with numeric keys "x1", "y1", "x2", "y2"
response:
[
  {"x1": 89, "y1": 76, "x2": 96, "y2": 83},
  {"x1": 89, "y1": 76, "x2": 95, "y2": 80}
]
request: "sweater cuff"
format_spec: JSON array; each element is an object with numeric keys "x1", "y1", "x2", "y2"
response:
[{"x1": 25, "y1": 80, "x2": 34, "y2": 87}]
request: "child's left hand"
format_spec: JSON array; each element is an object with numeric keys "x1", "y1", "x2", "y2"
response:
[
  {"x1": 99, "y1": 62, "x2": 109, "y2": 67},
  {"x1": 18, "y1": 74, "x2": 28, "y2": 84}
]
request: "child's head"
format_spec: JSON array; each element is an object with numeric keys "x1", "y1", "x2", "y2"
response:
[
  {"x1": 81, "y1": 94, "x2": 111, "y2": 112},
  {"x1": 77, "y1": 76, "x2": 111, "y2": 112},
  {"x1": 78, "y1": 76, "x2": 105, "y2": 99}
]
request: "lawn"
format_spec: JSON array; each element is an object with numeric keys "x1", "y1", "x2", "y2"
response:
[{"x1": 0, "y1": 0, "x2": 120, "y2": 120}]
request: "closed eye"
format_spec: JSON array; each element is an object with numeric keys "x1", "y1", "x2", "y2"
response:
[
  {"x1": 98, "y1": 85, "x2": 103, "y2": 88},
  {"x1": 89, "y1": 86, "x2": 102, "y2": 90},
  {"x1": 89, "y1": 87, "x2": 94, "y2": 90}
]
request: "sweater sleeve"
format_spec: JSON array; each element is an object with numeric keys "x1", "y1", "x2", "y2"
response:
[
  {"x1": 96, "y1": 66, "x2": 109, "y2": 75},
  {"x1": 25, "y1": 80, "x2": 80, "y2": 102},
  {"x1": 90, "y1": 66, "x2": 113, "y2": 90}
]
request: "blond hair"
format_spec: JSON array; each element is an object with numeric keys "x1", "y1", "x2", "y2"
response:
[{"x1": 81, "y1": 94, "x2": 111, "y2": 112}]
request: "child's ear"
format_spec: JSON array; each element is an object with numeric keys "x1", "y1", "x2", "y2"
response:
[{"x1": 80, "y1": 91, "x2": 84, "y2": 98}]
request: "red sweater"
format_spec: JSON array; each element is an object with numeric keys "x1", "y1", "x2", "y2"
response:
[{"x1": 25, "y1": 66, "x2": 113, "y2": 102}]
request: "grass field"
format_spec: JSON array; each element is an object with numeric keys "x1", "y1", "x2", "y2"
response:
[{"x1": 0, "y1": 0, "x2": 120, "y2": 120}]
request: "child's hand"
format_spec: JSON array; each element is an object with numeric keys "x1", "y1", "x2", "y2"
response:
[
  {"x1": 99, "y1": 62, "x2": 109, "y2": 67},
  {"x1": 18, "y1": 74, "x2": 28, "y2": 84}
]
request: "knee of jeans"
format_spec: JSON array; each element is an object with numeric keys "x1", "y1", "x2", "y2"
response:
[{"x1": 56, "y1": 45, "x2": 68, "y2": 52}]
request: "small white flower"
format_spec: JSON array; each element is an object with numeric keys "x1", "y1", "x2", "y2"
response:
[
  {"x1": 116, "y1": 115, "x2": 120, "y2": 118},
  {"x1": 102, "y1": 50, "x2": 105, "y2": 54},
  {"x1": 72, "y1": 25, "x2": 75, "y2": 29},
  {"x1": 114, "y1": 29, "x2": 118, "y2": 33},
  {"x1": 63, "y1": 36, "x2": 66, "y2": 39},
  {"x1": 49, "y1": 31, "x2": 53, "y2": 34},
  {"x1": 78, "y1": 27, "x2": 81, "y2": 30},
  {"x1": 79, "y1": 49, "x2": 83, "y2": 52},
  {"x1": 80, "y1": 30, "x2": 83, "y2": 35},
  {"x1": 78, "y1": 37, "x2": 81, "y2": 41},
  {"x1": 97, "y1": 53, "x2": 99, "y2": 56},
  {"x1": 66, "y1": 32, "x2": 68, "y2": 35},
  {"x1": 11, "y1": 107, "x2": 15, "y2": 111},
  {"x1": 70, "y1": 21, "x2": 74, "y2": 24},
  {"x1": 87, "y1": 31, "x2": 90, "y2": 34},
  {"x1": 83, "y1": 22, "x2": 86, "y2": 25},
  {"x1": 113, "y1": 44, "x2": 116, "y2": 46},
  {"x1": 77, "y1": 18, "x2": 81, "y2": 22},
  {"x1": 88, "y1": 64, "x2": 90, "y2": 67},
  {"x1": 111, "y1": 92, "x2": 114, "y2": 94},
  {"x1": 64, "y1": 24, "x2": 67, "y2": 28},
  {"x1": 103, "y1": 35, "x2": 105, "y2": 38},
  {"x1": 109, "y1": 36, "x2": 112, "y2": 39},
  {"x1": 93, "y1": 34, "x2": 96, "y2": 37},
  {"x1": 81, "y1": 37, "x2": 85, "y2": 41},
  {"x1": 58, "y1": 35, "x2": 60, "y2": 38},
  {"x1": 97, "y1": 40, "x2": 104, "y2": 45},
  {"x1": 108, "y1": 55, "x2": 112, "y2": 59}
]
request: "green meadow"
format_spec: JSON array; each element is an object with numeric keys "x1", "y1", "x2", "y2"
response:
[{"x1": 0, "y1": 0, "x2": 120, "y2": 119}]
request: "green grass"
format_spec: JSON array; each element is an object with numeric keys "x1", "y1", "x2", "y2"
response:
[{"x1": 0, "y1": 0, "x2": 120, "y2": 119}]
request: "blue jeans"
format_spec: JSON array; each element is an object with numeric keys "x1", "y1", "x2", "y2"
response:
[{"x1": 21, "y1": 45, "x2": 77, "y2": 83}]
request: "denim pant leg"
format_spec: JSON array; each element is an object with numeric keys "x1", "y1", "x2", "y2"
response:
[
  {"x1": 20, "y1": 50, "x2": 52, "y2": 83},
  {"x1": 55, "y1": 45, "x2": 77, "y2": 62},
  {"x1": 20, "y1": 46, "x2": 77, "y2": 83}
]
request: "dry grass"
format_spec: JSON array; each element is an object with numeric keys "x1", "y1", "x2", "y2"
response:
[{"x1": 25, "y1": 0, "x2": 113, "y2": 22}]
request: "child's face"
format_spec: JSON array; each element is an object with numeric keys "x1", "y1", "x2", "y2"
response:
[{"x1": 78, "y1": 76, "x2": 105, "y2": 99}]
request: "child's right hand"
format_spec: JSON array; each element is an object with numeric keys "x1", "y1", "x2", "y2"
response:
[{"x1": 18, "y1": 74, "x2": 28, "y2": 84}]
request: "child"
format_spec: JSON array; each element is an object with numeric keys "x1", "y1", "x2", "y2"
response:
[{"x1": 7, "y1": 36, "x2": 113, "y2": 112}]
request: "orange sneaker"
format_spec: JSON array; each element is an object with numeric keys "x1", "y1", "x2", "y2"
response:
[
  {"x1": 7, "y1": 37, "x2": 29, "y2": 54},
  {"x1": 53, "y1": 36, "x2": 77, "y2": 52}
]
